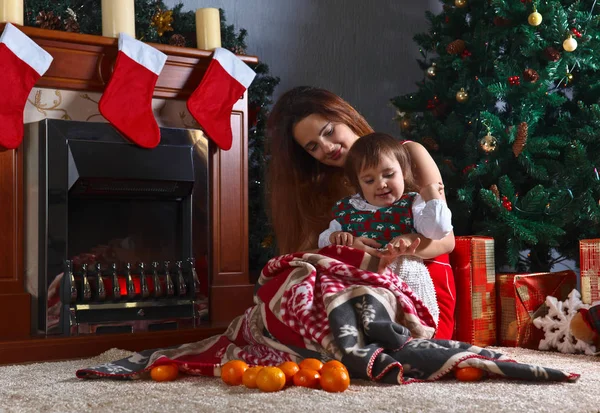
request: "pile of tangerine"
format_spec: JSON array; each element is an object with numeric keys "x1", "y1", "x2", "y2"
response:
[{"x1": 220, "y1": 358, "x2": 350, "y2": 393}]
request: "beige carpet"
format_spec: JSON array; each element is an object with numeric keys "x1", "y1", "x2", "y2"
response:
[{"x1": 0, "y1": 347, "x2": 598, "y2": 413}]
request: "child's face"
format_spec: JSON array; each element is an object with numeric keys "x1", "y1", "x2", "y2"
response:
[{"x1": 358, "y1": 154, "x2": 405, "y2": 207}]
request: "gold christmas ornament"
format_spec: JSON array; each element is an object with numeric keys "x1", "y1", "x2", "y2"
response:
[
  {"x1": 455, "y1": 0, "x2": 467, "y2": 8},
  {"x1": 426, "y1": 64, "x2": 437, "y2": 78},
  {"x1": 151, "y1": 9, "x2": 174, "y2": 37},
  {"x1": 456, "y1": 88, "x2": 469, "y2": 103},
  {"x1": 479, "y1": 134, "x2": 498, "y2": 153},
  {"x1": 400, "y1": 117, "x2": 412, "y2": 131},
  {"x1": 528, "y1": 11, "x2": 542, "y2": 26},
  {"x1": 261, "y1": 234, "x2": 273, "y2": 248},
  {"x1": 563, "y1": 35, "x2": 578, "y2": 52}
]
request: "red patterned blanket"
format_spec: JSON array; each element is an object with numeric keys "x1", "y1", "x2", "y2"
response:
[{"x1": 76, "y1": 246, "x2": 579, "y2": 383}]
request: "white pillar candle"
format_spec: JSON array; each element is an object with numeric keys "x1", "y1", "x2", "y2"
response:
[
  {"x1": 195, "y1": 8, "x2": 221, "y2": 50},
  {"x1": 101, "y1": 0, "x2": 135, "y2": 38},
  {"x1": 0, "y1": 0, "x2": 23, "y2": 25}
]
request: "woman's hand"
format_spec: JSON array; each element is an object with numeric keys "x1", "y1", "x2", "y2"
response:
[
  {"x1": 377, "y1": 235, "x2": 421, "y2": 273},
  {"x1": 420, "y1": 181, "x2": 445, "y2": 202},
  {"x1": 381, "y1": 235, "x2": 421, "y2": 257},
  {"x1": 350, "y1": 236, "x2": 382, "y2": 255}
]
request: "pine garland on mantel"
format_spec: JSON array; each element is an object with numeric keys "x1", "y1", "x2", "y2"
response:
[{"x1": 23, "y1": 0, "x2": 280, "y2": 276}]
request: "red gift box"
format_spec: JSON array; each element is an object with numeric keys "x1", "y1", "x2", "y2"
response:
[
  {"x1": 496, "y1": 270, "x2": 577, "y2": 349},
  {"x1": 451, "y1": 236, "x2": 496, "y2": 347},
  {"x1": 580, "y1": 239, "x2": 600, "y2": 304}
]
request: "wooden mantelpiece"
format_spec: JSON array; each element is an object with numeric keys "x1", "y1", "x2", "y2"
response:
[{"x1": 0, "y1": 25, "x2": 256, "y2": 364}]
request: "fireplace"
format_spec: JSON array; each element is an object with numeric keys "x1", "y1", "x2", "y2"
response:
[{"x1": 23, "y1": 119, "x2": 210, "y2": 336}]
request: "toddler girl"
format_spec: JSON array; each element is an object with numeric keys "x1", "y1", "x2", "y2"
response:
[{"x1": 318, "y1": 133, "x2": 453, "y2": 325}]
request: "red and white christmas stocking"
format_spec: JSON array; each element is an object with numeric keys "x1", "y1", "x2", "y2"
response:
[
  {"x1": 99, "y1": 33, "x2": 167, "y2": 149},
  {"x1": 187, "y1": 48, "x2": 256, "y2": 151},
  {"x1": 0, "y1": 23, "x2": 53, "y2": 150}
]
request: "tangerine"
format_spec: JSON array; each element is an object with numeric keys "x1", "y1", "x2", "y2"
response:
[
  {"x1": 293, "y1": 368, "x2": 321, "y2": 389},
  {"x1": 319, "y1": 367, "x2": 350, "y2": 392},
  {"x1": 220, "y1": 360, "x2": 249, "y2": 386},
  {"x1": 150, "y1": 363, "x2": 179, "y2": 382},
  {"x1": 278, "y1": 361, "x2": 300, "y2": 386},
  {"x1": 242, "y1": 366, "x2": 263, "y2": 389},
  {"x1": 298, "y1": 358, "x2": 324, "y2": 372},
  {"x1": 454, "y1": 366, "x2": 485, "y2": 382},
  {"x1": 321, "y1": 360, "x2": 348, "y2": 375},
  {"x1": 256, "y1": 366, "x2": 286, "y2": 392}
]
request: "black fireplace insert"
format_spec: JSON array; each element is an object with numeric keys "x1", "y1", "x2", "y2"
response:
[{"x1": 24, "y1": 119, "x2": 210, "y2": 336}]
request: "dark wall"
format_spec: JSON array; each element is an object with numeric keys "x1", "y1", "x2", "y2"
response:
[{"x1": 164, "y1": 0, "x2": 441, "y2": 134}]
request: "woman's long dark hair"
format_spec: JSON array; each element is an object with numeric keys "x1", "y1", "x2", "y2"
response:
[{"x1": 266, "y1": 86, "x2": 373, "y2": 252}]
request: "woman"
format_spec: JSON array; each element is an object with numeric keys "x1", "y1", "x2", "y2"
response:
[{"x1": 266, "y1": 86, "x2": 456, "y2": 339}]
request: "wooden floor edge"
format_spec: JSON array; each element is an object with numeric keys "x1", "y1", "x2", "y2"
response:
[{"x1": 0, "y1": 325, "x2": 228, "y2": 366}]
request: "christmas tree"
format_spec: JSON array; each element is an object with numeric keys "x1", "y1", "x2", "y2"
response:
[
  {"x1": 392, "y1": 0, "x2": 600, "y2": 271},
  {"x1": 24, "y1": 0, "x2": 279, "y2": 277}
]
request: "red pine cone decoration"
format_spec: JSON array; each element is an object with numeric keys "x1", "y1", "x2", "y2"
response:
[
  {"x1": 493, "y1": 16, "x2": 511, "y2": 26},
  {"x1": 36, "y1": 11, "x2": 61, "y2": 30},
  {"x1": 422, "y1": 137, "x2": 439, "y2": 151},
  {"x1": 544, "y1": 47, "x2": 561, "y2": 62},
  {"x1": 513, "y1": 122, "x2": 528, "y2": 157},
  {"x1": 443, "y1": 159, "x2": 457, "y2": 171},
  {"x1": 63, "y1": 17, "x2": 80, "y2": 33},
  {"x1": 168, "y1": 34, "x2": 186, "y2": 47},
  {"x1": 231, "y1": 45, "x2": 246, "y2": 55},
  {"x1": 446, "y1": 39, "x2": 466, "y2": 55},
  {"x1": 490, "y1": 185, "x2": 500, "y2": 200},
  {"x1": 523, "y1": 68, "x2": 539, "y2": 83}
]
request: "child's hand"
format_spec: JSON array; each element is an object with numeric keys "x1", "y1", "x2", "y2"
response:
[
  {"x1": 329, "y1": 231, "x2": 354, "y2": 246},
  {"x1": 420, "y1": 181, "x2": 445, "y2": 201}
]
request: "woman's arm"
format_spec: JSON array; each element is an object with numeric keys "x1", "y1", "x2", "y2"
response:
[
  {"x1": 411, "y1": 232, "x2": 456, "y2": 258},
  {"x1": 403, "y1": 141, "x2": 455, "y2": 256},
  {"x1": 383, "y1": 232, "x2": 455, "y2": 259},
  {"x1": 404, "y1": 141, "x2": 447, "y2": 202}
]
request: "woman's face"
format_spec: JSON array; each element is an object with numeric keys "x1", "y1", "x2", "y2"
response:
[{"x1": 293, "y1": 114, "x2": 360, "y2": 167}]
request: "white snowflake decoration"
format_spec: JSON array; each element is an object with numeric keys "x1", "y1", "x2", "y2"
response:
[{"x1": 532, "y1": 289, "x2": 596, "y2": 355}]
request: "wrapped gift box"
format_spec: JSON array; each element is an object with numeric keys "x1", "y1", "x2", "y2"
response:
[
  {"x1": 451, "y1": 236, "x2": 496, "y2": 347},
  {"x1": 496, "y1": 270, "x2": 577, "y2": 348},
  {"x1": 580, "y1": 239, "x2": 600, "y2": 304}
]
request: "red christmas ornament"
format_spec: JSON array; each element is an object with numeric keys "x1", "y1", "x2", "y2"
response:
[
  {"x1": 426, "y1": 96, "x2": 440, "y2": 110},
  {"x1": 461, "y1": 49, "x2": 472, "y2": 59},
  {"x1": 501, "y1": 196, "x2": 513, "y2": 211},
  {"x1": 462, "y1": 164, "x2": 476, "y2": 174},
  {"x1": 508, "y1": 76, "x2": 521, "y2": 86},
  {"x1": 571, "y1": 28, "x2": 582, "y2": 38},
  {"x1": 248, "y1": 103, "x2": 260, "y2": 128}
]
